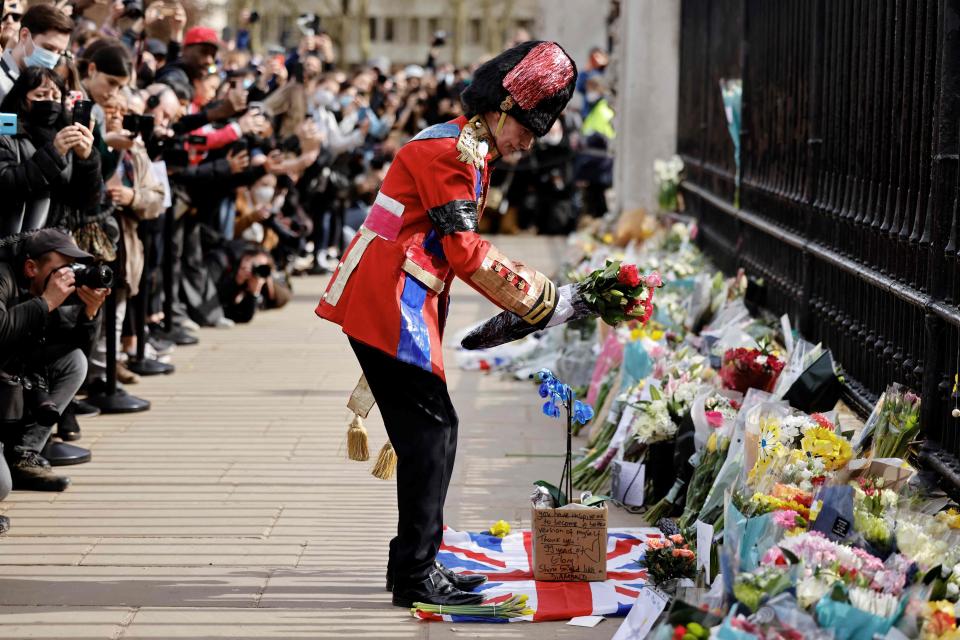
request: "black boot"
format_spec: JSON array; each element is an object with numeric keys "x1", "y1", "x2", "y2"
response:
[
  {"x1": 57, "y1": 410, "x2": 81, "y2": 442},
  {"x1": 386, "y1": 561, "x2": 487, "y2": 592},
  {"x1": 391, "y1": 568, "x2": 484, "y2": 608},
  {"x1": 9, "y1": 452, "x2": 71, "y2": 491},
  {"x1": 68, "y1": 398, "x2": 100, "y2": 418}
]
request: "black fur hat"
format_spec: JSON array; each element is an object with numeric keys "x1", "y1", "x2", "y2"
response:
[{"x1": 461, "y1": 41, "x2": 577, "y2": 137}]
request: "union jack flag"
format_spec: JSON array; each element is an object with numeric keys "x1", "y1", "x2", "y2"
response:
[{"x1": 412, "y1": 527, "x2": 664, "y2": 623}]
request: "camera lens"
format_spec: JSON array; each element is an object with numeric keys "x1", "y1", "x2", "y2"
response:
[
  {"x1": 252, "y1": 264, "x2": 271, "y2": 278},
  {"x1": 70, "y1": 263, "x2": 115, "y2": 289}
]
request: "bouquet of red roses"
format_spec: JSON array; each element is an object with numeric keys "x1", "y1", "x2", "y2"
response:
[
  {"x1": 719, "y1": 339, "x2": 785, "y2": 393},
  {"x1": 461, "y1": 260, "x2": 662, "y2": 350},
  {"x1": 578, "y1": 260, "x2": 662, "y2": 325}
]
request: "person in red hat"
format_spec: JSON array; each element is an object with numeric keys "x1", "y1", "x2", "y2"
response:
[
  {"x1": 316, "y1": 40, "x2": 578, "y2": 608},
  {"x1": 155, "y1": 25, "x2": 245, "y2": 133}
]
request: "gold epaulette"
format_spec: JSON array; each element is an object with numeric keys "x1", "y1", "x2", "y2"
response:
[{"x1": 456, "y1": 116, "x2": 495, "y2": 169}]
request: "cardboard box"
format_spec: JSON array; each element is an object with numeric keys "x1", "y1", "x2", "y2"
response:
[{"x1": 531, "y1": 503, "x2": 607, "y2": 581}]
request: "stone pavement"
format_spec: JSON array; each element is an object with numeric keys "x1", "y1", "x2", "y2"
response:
[{"x1": 0, "y1": 236, "x2": 641, "y2": 639}]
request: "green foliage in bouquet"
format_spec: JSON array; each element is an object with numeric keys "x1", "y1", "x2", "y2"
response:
[
  {"x1": 578, "y1": 259, "x2": 663, "y2": 326},
  {"x1": 733, "y1": 567, "x2": 793, "y2": 613},
  {"x1": 644, "y1": 534, "x2": 697, "y2": 586},
  {"x1": 872, "y1": 387, "x2": 921, "y2": 460}
]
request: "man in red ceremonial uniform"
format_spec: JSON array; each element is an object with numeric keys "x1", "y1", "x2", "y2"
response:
[{"x1": 316, "y1": 41, "x2": 577, "y2": 608}]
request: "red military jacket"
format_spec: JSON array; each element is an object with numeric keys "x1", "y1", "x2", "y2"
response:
[{"x1": 315, "y1": 115, "x2": 556, "y2": 380}]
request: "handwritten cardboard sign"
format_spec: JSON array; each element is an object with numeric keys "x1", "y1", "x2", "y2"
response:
[{"x1": 532, "y1": 504, "x2": 608, "y2": 582}]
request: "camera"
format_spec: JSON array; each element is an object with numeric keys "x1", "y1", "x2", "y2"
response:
[
  {"x1": 66, "y1": 262, "x2": 115, "y2": 289},
  {"x1": 122, "y1": 113, "x2": 155, "y2": 140},
  {"x1": 122, "y1": 0, "x2": 143, "y2": 19},
  {"x1": 252, "y1": 263, "x2": 271, "y2": 278},
  {"x1": 146, "y1": 132, "x2": 207, "y2": 167}
]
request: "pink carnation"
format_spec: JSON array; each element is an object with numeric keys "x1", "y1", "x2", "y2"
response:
[{"x1": 645, "y1": 272, "x2": 663, "y2": 288}]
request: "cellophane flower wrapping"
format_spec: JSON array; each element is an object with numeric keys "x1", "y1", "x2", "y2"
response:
[{"x1": 720, "y1": 346, "x2": 785, "y2": 395}]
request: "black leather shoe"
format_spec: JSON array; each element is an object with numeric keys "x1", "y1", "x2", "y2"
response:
[
  {"x1": 387, "y1": 561, "x2": 487, "y2": 592},
  {"x1": 149, "y1": 324, "x2": 199, "y2": 346},
  {"x1": 69, "y1": 399, "x2": 100, "y2": 418},
  {"x1": 436, "y1": 561, "x2": 487, "y2": 591},
  {"x1": 57, "y1": 410, "x2": 81, "y2": 442},
  {"x1": 391, "y1": 569, "x2": 484, "y2": 608}
]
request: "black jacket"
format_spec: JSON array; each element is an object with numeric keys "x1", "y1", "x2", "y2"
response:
[
  {"x1": 0, "y1": 133, "x2": 103, "y2": 237},
  {"x1": 0, "y1": 261, "x2": 99, "y2": 374}
]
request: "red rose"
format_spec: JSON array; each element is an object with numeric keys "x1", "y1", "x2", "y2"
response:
[{"x1": 617, "y1": 263, "x2": 641, "y2": 287}]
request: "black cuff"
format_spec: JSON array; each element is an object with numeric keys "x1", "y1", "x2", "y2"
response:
[
  {"x1": 526, "y1": 279, "x2": 558, "y2": 328},
  {"x1": 427, "y1": 199, "x2": 478, "y2": 235}
]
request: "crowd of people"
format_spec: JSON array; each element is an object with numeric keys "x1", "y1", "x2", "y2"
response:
[{"x1": 0, "y1": 1, "x2": 614, "y2": 535}]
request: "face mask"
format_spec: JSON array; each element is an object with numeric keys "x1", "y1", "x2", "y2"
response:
[
  {"x1": 585, "y1": 91, "x2": 601, "y2": 104},
  {"x1": 252, "y1": 186, "x2": 274, "y2": 205},
  {"x1": 242, "y1": 77, "x2": 254, "y2": 90},
  {"x1": 24, "y1": 36, "x2": 60, "y2": 69},
  {"x1": 314, "y1": 88, "x2": 334, "y2": 109},
  {"x1": 27, "y1": 99, "x2": 61, "y2": 128},
  {"x1": 339, "y1": 95, "x2": 353, "y2": 108}
]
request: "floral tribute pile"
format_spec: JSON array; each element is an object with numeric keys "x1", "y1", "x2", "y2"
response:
[{"x1": 452, "y1": 198, "x2": 960, "y2": 637}]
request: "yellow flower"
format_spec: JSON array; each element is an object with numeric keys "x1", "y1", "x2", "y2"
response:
[
  {"x1": 800, "y1": 427, "x2": 852, "y2": 471},
  {"x1": 706, "y1": 432, "x2": 718, "y2": 453},
  {"x1": 936, "y1": 508, "x2": 960, "y2": 530},
  {"x1": 489, "y1": 519, "x2": 511, "y2": 538},
  {"x1": 602, "y1": 233, "x2": 614, "y2": 244}
]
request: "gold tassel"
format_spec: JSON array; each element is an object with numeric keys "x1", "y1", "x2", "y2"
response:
[
  {"x1": 371, "y1": 441, "x2": 397, "y2": 480},
  {"x1": 346, "y1": 414, "x2": 370, "y2": 461}
]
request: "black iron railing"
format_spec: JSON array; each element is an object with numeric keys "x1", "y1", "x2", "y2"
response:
[{"x1": 677, "y1": 0, "x2": 960, "y2": 457}]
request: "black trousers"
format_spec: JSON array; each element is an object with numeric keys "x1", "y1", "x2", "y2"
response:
[{"x1": 349, "y1": 338, "x2": 458, "y2": 587}]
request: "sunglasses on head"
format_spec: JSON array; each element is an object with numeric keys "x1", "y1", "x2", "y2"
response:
[{"x1": 2, "y1": 12, "x2": 22, "y2": 21}]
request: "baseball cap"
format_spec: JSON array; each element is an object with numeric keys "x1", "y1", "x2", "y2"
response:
[
  {"x1": 184, "y1": 26, "x2": 220, "y2": 48},
  {"x1": 145, "y1": 38, "x2": 168, "y2": 58},
  {"x1": 24, "y1": 229, "x2": 93, "y2": 263}
]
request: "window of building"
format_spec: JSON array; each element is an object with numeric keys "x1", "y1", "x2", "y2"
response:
[
  {"x1": 409, "y1": 17, "x2": 420, "y2": 42},
  {"x1": 368, "y1": 16, "x2": 377, "y2": 41},
  {"x1": 469, "y1": 18, "x2": 482, "y2": 44},
  {"x1": 384, "y1": 17, "x2": 395, "y2": 42}
]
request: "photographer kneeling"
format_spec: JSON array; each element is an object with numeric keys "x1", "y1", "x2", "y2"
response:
[
  {"x1": 213, "y1": 242, "x2": 286, "y2": 324},
  {"x1": 0, "y1": 229, "x2": 110, "y2": 491}
]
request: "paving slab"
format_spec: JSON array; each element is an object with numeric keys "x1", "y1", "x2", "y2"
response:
[{"x1": 0, "y1": 236, "x2": 627, "y2": 639}]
